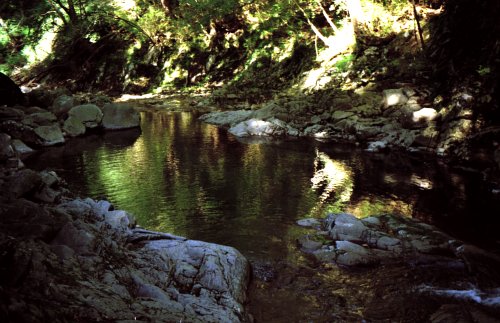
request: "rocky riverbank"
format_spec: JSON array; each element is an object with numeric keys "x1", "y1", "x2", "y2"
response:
[
  {"x1": 290, "y1": 213, "x2": 500, "y2": 321},
  {"x1": 0, "y1": 161, "x2": 250, "y2": 322},
  {"x1": 0, "y1": 88, "x2": 251, "y2": 322},
  {"x1": 0, "y1": 87, "x2": 140, "y2": 154},
  {"x1": 199, "y1": 81, "x2": 500, "y2": 187}
]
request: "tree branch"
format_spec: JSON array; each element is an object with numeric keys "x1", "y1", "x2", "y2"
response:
[
  {"x1": 293, "y1": 0, "x2": 331, "y2": 46},
  {"x1": 46, "y1": 0, "x2": 68, "y2": 25},
  {"x1": 411, "y1": 0, "x2": 425, "y2": 50},
  {"x1": 316, "y1": 0, "x2": 339, "y2": 33}
]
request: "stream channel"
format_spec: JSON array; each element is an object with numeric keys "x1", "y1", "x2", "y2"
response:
[{"x1": 26, "y1": 109, "x2": 500, "y2": 321}]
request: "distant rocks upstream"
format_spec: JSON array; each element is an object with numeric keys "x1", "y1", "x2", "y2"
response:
[
  {"x1": 0, "y1": 87, "x2": 141, "y2": 153},
  {"x1": 199, "y1": 84, "x2": 500, "y2": 185}
]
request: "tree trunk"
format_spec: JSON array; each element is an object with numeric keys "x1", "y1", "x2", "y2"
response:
[{"x1": 345, "y1": 0, "x2": 363, "y2": 34}]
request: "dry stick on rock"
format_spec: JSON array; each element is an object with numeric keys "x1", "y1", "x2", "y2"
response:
[{"x1": 411, "y1": 0, "x2": 425, "y2": 50}]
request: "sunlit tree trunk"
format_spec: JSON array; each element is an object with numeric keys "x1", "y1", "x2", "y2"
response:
[{"x1": 345, "y1": 0, "x2": 363, "y2": 35}]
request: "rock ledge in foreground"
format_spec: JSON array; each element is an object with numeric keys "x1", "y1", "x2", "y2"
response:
[{"x1": 0, "y1": 174, "x2": 250, "y2": 322}]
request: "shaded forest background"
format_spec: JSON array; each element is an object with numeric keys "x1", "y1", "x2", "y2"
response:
[{"x1": 0, "y1": 0, "x2": 498, "y2": 115}]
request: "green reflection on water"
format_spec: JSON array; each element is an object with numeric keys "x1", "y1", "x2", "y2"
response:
[
  {"x1": 25, "y1": 110, "x2": 500, "y2": 258},
  {"x1": 75, "y1": 111, "x2": 328, "y2": 259}
]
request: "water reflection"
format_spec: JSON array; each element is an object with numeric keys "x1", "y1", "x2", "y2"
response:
[
  {"x1": 305, "y1": 150, "x2": 351, "y2": 220},
  {"x1": 26, "y1": 111, "x2": 500, "y2": 258}
]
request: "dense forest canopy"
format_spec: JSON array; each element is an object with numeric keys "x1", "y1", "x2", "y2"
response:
[{"x1": 0, "y1": 0, "x2": 498, "y2": 106}]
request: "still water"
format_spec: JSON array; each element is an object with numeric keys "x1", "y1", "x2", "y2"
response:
[{"x1": 26, "y1": 111, "x2": 500, "y2": 260}]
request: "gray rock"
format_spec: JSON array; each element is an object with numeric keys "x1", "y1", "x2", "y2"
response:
[
  {"x1": 366, "y1": 140, "x2": 388, "y2": 152},
  {"x1": 50, "y1": 94, "x2": 76, "y2": 117},
  {"x1": 22, "y1": 111, "x2": 57, "y2": 127},
  {"x1": 383, "y1": 89, "x2": 408, "y2": 109},
  {"x1": 297, "y1": 235, "x2": 323, "y2": 251},
  {"x1": 68, "y1": 104, "x2": 103, "y2": 129},
  {"x1": 140, "y1": 238, "x2": 250, "y2": 320},
  {"x1": 11, "y1": 139, "x2": 34, "y2": 154},
  {"x1": 304, "y1": 124, "x2": 329, "y2": 138},
  {"x1": 101, "y1": 103, "x2": 140, "y2": 130},
  {"x1": 335, "y1": 240, "x2": 377, "y2": 266},
  {"x1": 200, "y1": 110, "x2": 253, "y2": 127},
  {"x1": 1, "y1": 183, "x2": 251, "y2": 323},
  {"x1": 63, "y1": 116, "x2": 86, "y2": 137},
  {"x1": 0, "y1": 133, "x2": 14, "y2": 162},
  {"x1": 34, "y1": 186, "x2": 60, "y2": 203},
  {"x1": 311, "y1": 213, "x2": 468, "y2": 267},
  {"x1": 0, "y1": 106, "x2": 25, "y2": 120},
  {"x1": 50, "y1": 221, "x2": 96, "y2": 255},
  {"x1": 376, "y1": 236, "x2": 402, "y2": 253},
  {"x1": 229, "y1": 118, "x2": 286, "y2": 137},
  {"x1": 3, "y1": 169, "x2": 42, "y2": 198},
  {"x1": 0, "y1": 120, "x2": 40, "y2": 146},
  {"x1": 362, "y1": 216, "x2": 381, "y2": 227},
  {"x1": 297, "y1": 218, "x2": 321, "y2": 227},
  {"x1": 396, "y1": 106, "x2": 438, "y2": 129},
  {"x1": 412, "y1": 107, "x2": 438, "y2": 123},
  {"x1": 34, "y1": 124, "x2": 65, "y2": 146},
  {"x1": 92, "y1": 200, "x2": 113, "y2": 219},
  {"x1": 104, "y1": 210, "x2": 133, "y2": 231},
  {"x1": 310, "y1": 115, "x2": 321, "y2": 124},
  {"x1": 313, "y1": 246, "x2": 337, "y2": 262},
  {"x1": 331, "y1": 111, "x2": 355, "y2": 122},
  {"x1": 39, "y1": 170, "x2": 60, "y2": 187},
  {"x1": 326, "y1": 213, "x2": 369, "y2": 242},
  {"x1": 252, "y1": 103, "x2": 277, "y2": 120}
]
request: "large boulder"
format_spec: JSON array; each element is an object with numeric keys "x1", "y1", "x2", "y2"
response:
[
  {"x1": 0, "y1": 72, "x2": 25, "y2": 106},
  {"x1": 67, "y1": 104, "x2": 103, "y2": 129},
  {"x1": 26, "y1": 87, "x2": 70, "y2": 108},
  {"x1": 101, "y1": 103, "x2": 140, "y2": 130},
  {"x1": 0, "y1": 195, "x2": 251, "y2": 322},
  {"x1": 63, "y1": 116, "x2": 86, "y2": 137},
  {"x1": 49, "y1": 94, "x2": 77, "y2": 117}
]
